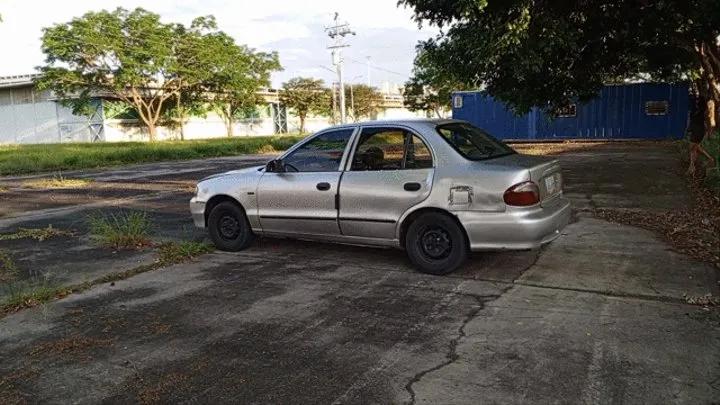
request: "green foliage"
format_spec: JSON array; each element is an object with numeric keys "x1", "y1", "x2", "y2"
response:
[
  {"x1": 88, "y1": 211, "x2": 151, "y2": 250},
  {"x1": 201, "y1": 33, "x2": 282, "y2": 136},
  {"x1": 103, "y1": 100, "x2": 140, "y2": 120},
  {"x1": 346, "y1": 84, "x2": 383, "y2": 121},
  {"x1": 280, "y1": 77, "x2": 331, "y2": 133},
  {"x1": 34, "y1": 8, "x2": 281, "y2": 141},
  {"x1": 399, "y1": 0, "x2": 720, "y2": 117},
  {"x1": 403, "y1": 46, "x2": 470, "y2": 117},
  {"x1": 0, "y1": 136, "x2": 303, "y2": 175}
]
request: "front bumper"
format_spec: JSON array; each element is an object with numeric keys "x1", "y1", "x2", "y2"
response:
[
  {"x1": 189, "y1": 197, "x2": 207, "y2": 228},
  {"x1": 457, "y1": 196, "x2": 572, "y2": 251}
]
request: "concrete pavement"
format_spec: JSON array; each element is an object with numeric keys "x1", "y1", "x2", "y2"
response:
[{"x1": 0, "y1": 143, "x2": 718, "y2": 405}]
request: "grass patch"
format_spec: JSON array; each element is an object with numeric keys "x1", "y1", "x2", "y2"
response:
[
  {"x1": 0, "y1": 225, "x2": 76, "y2": 241},
  {"x1": 4, "y1": 273, "x2": 69, "y2": 309},
  {"x1": 22, "y1": 173, "x2": 92, "y2": 189},
  {"x1": 158, "y1": 241, "x2": 214, "y2": 263},
  {"x1": 0, "y1": 135, "x2": 303, "y2": 176},
  {"x1": 89, "y1": 211, "x2": 151, "y2": 250},
  {"x1": 0, "y1": 252, "x2": 19, "y2": 284},
  {"x1": 0, "y1": 237, "x2": 215, "y2": 318}
]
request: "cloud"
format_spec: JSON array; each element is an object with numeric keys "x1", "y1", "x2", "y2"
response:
[{"x1": 0, "y1": 0, "x2": 436, "y2": 88}]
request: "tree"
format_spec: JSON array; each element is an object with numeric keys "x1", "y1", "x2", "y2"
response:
[
  {"x1": 201, "y1": 38, "x2": 281, "y2": 137},
  {"x1": 346, "y1": 84, "x2": 383, "y2": 121},
  {"x1": 398, "y1": 0, "x2": 720, "y2": 136},
  {"x1": 280, "y1": 77, "x2": 329, "y2": 133},
  {"x1": 35, "y1": 8, "x2": 187, "y2": 141},
  {"x1": 35, "y1": 8, "x2": 267, "y2": 142},
  {"x1": 403, "y1": 45, "x2": 469, "y2": 118}
]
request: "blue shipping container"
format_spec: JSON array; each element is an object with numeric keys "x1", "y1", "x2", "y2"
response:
[{"x1": 451, "y1": 82, "x2": 690, "y2": 141}]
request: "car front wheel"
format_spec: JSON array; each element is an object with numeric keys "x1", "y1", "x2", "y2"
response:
[
  {"x1": 207, "y1": 201, "x2": 254, "y2": 251},
  {"x1": 405, "y1": 212, "x2": 468, "y2": 275}
]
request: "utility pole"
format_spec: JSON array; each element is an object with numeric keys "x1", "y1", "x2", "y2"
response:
[
  {"x1": 325, "y1": 12, "x2": 355, "y2": 124},
  {"x1": 331, "y1": 82, "x2": 338, "y2": 124}
]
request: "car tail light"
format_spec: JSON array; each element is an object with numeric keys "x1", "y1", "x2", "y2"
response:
[{"x1": 504, "y1": 181, "x2": 540, "y2": 206}]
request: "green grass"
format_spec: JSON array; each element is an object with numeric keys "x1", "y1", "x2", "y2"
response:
[
  {"x1": 0, "y1": 225, "x2": 76, "y2": 241},
  {"x1": 0, "y1": 135, "x2": 304, "y2": 176},
  {"x1": 4, "y1": 273, "x2": 63, "y2": 308},
  {"x1": 0, "y1": 252, "x2": 19, "y2": 283},
  {"x1": 158, "y1": 241, "x2": 214, "y2": 263},
  {"x1": 88, "y1": 211, "x2": 151, "y2": 250}
]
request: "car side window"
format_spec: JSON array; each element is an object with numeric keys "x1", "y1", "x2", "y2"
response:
[
  {"x1": 351, "y1": 127, "x2": 433, "y2": 171},
  {"x1": 282, "y1": 129, "x2": 354, "y2": 172},
  {"x1": 405, "y1": 135, "x2": 433, "y2": 169}
]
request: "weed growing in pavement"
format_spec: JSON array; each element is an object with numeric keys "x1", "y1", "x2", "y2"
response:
[
  {"x1": 0, "y1": 225, "x2": 76, "y2": 242},
  {"x1": 0, "y1": 252, "x2": 19, "y2": 283},
  {"x1": 158, "y1": 241, "x2": 214, "y2": 264},
  {"x1": 22, "y1": 172, "x2": 92, "y2": 189},
  {"x1": 4, "y1": 272, "x2": 67, "y2": 308},
  {"x1": 89, "y1": 211, "x2": 151, "y2": 250}
]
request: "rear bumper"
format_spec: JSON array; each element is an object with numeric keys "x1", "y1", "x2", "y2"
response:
[
  {"x1": 189, "y1": 197, "x2": 206, "y2": 228},
  {"x1": 457, "y1": 196, "x2": 572, "y2": 251}
]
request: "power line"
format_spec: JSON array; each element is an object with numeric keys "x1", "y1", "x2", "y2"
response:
[{"x1": 345, "y1": 56, "x2": 408, "y2": 78}]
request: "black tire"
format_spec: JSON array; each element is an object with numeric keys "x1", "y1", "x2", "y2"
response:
[
  {"x1": 207, "y1": 201, "x2": 254, "y2": 251},
  {"x1": 405, "y1": 212, "x2": 468, "y2": 275}
]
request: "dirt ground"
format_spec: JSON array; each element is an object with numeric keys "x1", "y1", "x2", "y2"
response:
[{"x1": 0, "y1": 142, "x2": 718, "y2": 405}]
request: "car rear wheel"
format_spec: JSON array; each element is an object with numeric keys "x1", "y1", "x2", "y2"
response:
[
  {"x1": 207, "y1": 201, "x2": 253, "y2": 251},
  {"x1": 405, "y1": 212, "x2": 468, "y2": 275}
]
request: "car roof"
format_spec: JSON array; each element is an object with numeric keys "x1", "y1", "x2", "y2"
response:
[{"x1": 325, "y1": 118, "x2": 464, "y2": 130}]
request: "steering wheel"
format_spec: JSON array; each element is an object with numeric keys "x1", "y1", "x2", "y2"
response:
[{"x1": 283, "y1": 162, "x2": 299, "y2": 172}]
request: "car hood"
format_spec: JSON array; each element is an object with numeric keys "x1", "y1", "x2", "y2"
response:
[{"x1": 199, "y1": 165, "x2": 265, "y2": 182}]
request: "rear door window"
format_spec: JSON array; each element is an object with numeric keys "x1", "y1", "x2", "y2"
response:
[
  {"x1": 350, "y1": 127, "x2": 433, "y2": 171},
  {"x1": 436, "y1": 122, "x2": 515, "y2": 161}
]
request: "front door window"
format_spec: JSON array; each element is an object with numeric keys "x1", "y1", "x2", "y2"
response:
[{"x1": 282, "y1": 129, "x2": 354, "y2": 172}]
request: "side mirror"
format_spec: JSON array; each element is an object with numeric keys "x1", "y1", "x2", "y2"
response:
[{"x1": 266, "y1": 159, "x2": 284, "y2": 173}]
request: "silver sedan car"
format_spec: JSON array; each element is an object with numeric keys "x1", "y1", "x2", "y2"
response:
[{"x1": 190, "y1": 119, "x2": 571, "y2": 275}]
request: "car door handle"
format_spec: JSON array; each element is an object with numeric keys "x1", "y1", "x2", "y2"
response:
[
  {"x1": 404, "y1": 182, "x2": 421, "y2": 191},
  {"x1": 316, "y1": 182, "x2": 331, "y2": 191}
]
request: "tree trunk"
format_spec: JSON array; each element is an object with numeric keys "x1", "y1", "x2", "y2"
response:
[
  {"x1": 697, "y1": 42, "x2": 720, "y2": 140},
  {"x1": 177, "y1": 96, "x2": 185, "y2": 141},
  {"x1": 225, "y1": 106, "x2": 234, "y2": 137},
  {"x1": 147, "y1": 121, "x2": 157, "y2": 142},
  {"x1": 299, "y1": 114, "x2": 306, "y2": 134},
  {"x1": 227, "y1": 119, "x2": 234, "y2": 138}
]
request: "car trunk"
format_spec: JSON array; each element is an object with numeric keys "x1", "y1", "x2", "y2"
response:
[{"x1": 488, "y1": 153, "x2": 564, "y2": 207}]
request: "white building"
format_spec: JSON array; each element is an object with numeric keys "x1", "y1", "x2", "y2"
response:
[{"x1": 0, "y1": 75, "x2": 431, "y2": 145}]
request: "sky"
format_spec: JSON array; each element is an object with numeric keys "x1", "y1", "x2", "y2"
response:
[{"x1": 0, "y1": 0, "x2": 438, "y2": 89}]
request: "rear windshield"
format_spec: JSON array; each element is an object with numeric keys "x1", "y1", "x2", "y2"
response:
[{"x1": 436, "y1": 122, "x2": 516, "y2": 161}]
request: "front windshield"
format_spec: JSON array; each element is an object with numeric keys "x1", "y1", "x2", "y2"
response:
[{"x1": 436, "y1": 122, "x2": 516, "y2": 161}]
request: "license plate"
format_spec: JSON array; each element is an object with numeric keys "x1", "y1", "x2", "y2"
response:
[{"x1": 545, "y1": 175, "x2": 557, "y2": 195}]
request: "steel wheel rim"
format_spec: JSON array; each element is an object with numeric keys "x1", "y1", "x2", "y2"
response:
[
  {"x1": 218, "y1": 214, "x2": 241, "y2": 240},
  {"x1": 418, "y1": 226, "x2": 452, "y2": 260}
]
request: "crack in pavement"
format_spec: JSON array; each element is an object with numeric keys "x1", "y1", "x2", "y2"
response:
[{"x1": 403, "y1": 290, "x2": 510, "y2": 405}]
